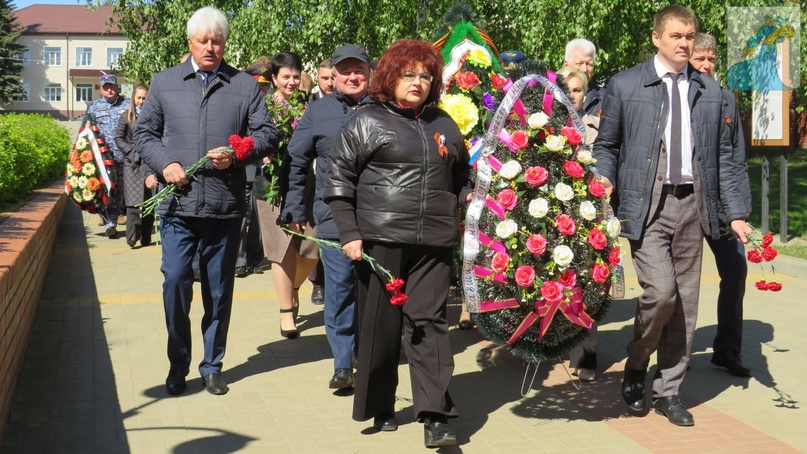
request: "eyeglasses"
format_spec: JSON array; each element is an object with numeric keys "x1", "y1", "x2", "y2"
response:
[{"x1": 401, "y1": 73, "x2": 433, "y2": 84}]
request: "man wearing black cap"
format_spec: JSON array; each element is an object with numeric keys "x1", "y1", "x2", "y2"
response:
[
  {"x1": 85, "y1": 72, "x2": 130, "y2": 237},
  {"x1": 283, "y1": 43, "x2": 372, "y2": 390}
]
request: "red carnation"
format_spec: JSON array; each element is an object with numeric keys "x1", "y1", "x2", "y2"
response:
[
  {"x1": 390, "y1": 292, "x2": 408, "y2": 306},
  {"x1": 762, "y1": 232, "x2": 774, "y2": 247},
  {"x1": 747, "y1": 249, "x2": 763, "y2": 263},
  {"x1": 456, "y1": 71, "x2": 481, "y2": 90},
  {"x1": 229, "y1": 135, "x2": 254, "y2": 160},
  {"x1": 540, "y1": 280, "x2": 565, "y2": 304},
  {"x1": 563, "y1": 161, "x2": 586, "y2": 179},
  {"x1": 767, "y1": 281, "x2": 782, "y2": 292},
  {"x1": 589, "y1": 179, "x2": 606, "y2": 198},
  {"x1": 588, "y1": 228, "x2": 608, "y2": 250},
  {"x1": 755, "y1": 280, "x2": 768, "y2": 290},
  {"x1": 490, "y1": 73, "x2": 507, "y2": 90},
  {"x1": 526, "y1": 234, "x2": 547, "y2": 255},
  {"x1": 496, "y1": 189, "x2": 518, "y2": 211},
  {"x1": 559, "y1": 268, "x2": 577, "y2": 288},
  {"x1": 561, "y1": 126, "x2": 583, "y2": 145},
  {"x1": 555, "y1": 214, "x2": 577, "y2": 236},
  {"x1": 385, "y1": 278, "x2": 405, "y2": 293},
  {"x1": 761, "y1": 246, "x2": 778, "y2": 262},
  {"x1": 524, "y1": 166, "x2": 549, "y2": 186},
  {"x1": 591, "y1": 262, "x2": 610, "y2": 284},
  {"x1": 515, "y1": 265, "x2": 536, "y2": 288}
]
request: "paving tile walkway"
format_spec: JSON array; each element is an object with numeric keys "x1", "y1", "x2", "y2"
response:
[{"x1": 3, "y1": 206, "x2": 806, "y2": 453}]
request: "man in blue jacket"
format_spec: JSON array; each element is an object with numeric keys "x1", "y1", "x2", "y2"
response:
[
  {"x1": 283, "y1": 44, "x2": 372, "y2": 390},
  {"x1": 136, "y1": 6, "x2": 277, "y2": 397},
  {"x1": 593, "y1": 5, "x2": 751, "y2": 426}
]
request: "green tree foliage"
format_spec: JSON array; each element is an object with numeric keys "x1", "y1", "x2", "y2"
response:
[
  {"x1": 0, "y1": 0, "x2": 26, "y2": 104},
  {"x1": 97, "y1": 0, "x2": 805, "y2": 109}
]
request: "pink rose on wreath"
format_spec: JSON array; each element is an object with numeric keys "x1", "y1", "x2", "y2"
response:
[
  {"x1": 540, "y1": 280, "x2": 565, "y2": 304},
  {"x1": 491, "y1": 252, "x2": 510, "y2": 273},
  {"x1": 496, "y1": 189, "x2": 518, "y2": 211},
  {"x1": 524, "y1": 166, "x2": 549, "y2": 186},
  {"x1": 747, "y1": 250, "x2": 763, "y2": 263},
  {"x1": 515, "y1": 265, "x2": 536, "y2": 288},
  {"x1": 589, "y1": 179, "x2": 606, "y2": 198},
  {"x1": 526, "y1": 234, "x2": 547, "y2": 255},
  {"x1": 588, "y1": 228, "x2": 608, "y2": 250},
  {"x1": 563, "y1": 161, "x2": 586, "y2": 179},
  {"x1": 591, "y1": 262, "x2": 610, "y2": 284},
  {"x1": 510, "y1": 130, "x2": 530, "y2": 150},
  {"x1": 555, "y1": 214, "x2": 577, "y2": 236},
  {"x1": 762, "y1": 246, "x2": 778, "y2": 262},
  {"x1": 608, "y1": 246, "x2": 621, "y2": 266},
  {"x1": 561, "y1": 126, "x2": 583, "y2": 145},
  {"x1": 559, "y1": 268, "x2": 577, "y2": 288}
]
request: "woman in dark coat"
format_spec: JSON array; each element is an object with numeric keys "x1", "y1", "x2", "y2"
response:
[
  {"x1": 115, "y1": 83, "x2": 156, "y2": 248},
  {"x1": 324, "y1": 39, "x2": 473, "y2": 448}
]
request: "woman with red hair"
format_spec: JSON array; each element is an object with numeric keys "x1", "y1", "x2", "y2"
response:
[{"x1": 324, "y1": 39, "x2": 472, "y2": 447}]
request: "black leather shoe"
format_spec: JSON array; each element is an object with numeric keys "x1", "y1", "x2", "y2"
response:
[
  {"x1": 165, "y1": 369, "x2": 188, "y2": 396},
  {"x1": 311, "y1": 286, "x2": 325, "y2": 305},
  {"x1": 621, "y1": 368, "x2": 646, "y2": 413},
  {"x1": 711, "y1": 351, "x2": 752, "y2": 377},
  {"x1": 373, "y1": 412, "x2": 397, "y2": 432},
  {"x1": 203, "y1": 373, "x2": 229, "y2": 395},
  {"x1": 653, "y1": 395, "x2": 694, "y2": 426},
  {"x1": 329, "y1": 368, "x2": 354, "y2": 389},
  {"x1": 423, "y1": 413, "x2": 456, "y2": 448},
  {"x1": 235, "y1": 266, "x2": 251, "y2": 278}
]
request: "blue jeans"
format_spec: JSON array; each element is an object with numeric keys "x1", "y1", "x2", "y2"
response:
[
  {"x1": 160, "y1": 215, "x2": 241, "y2": 377},
  {"x1": 320, "y1": 241, "x2": 357, "y2": 369}
]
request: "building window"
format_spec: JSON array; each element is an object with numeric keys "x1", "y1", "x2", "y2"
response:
[
  {"x1": 13, "y1": 83, "x2": 30, "y2": 102},
  {"x1": 107, "y1": 48, "x2": 123, "y2": 67},
  {"x1": 43, "y1": 84, "x2": 62, "y2": 102},
  {"x1": 44, "y1": 47, "x2": 61, "y2": 66},
  {"x1": 76, "y1": 47, "x2": 93, "y2": 67},
  {"x1": 75, "y1": 84, "x2": 93, "y2": 103},
  {"x1": 14, "y1": 49, "x2": 30, "y2": 66}
]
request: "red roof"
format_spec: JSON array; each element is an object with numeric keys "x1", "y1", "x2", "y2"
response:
[{"x1": 14, "y1": 5, "x2": 122, "y2": 35}]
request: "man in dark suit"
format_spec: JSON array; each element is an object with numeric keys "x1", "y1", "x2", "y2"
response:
[
  {"x1": 593, "y1": 5, "x2": 752, "y2": 426},
  {"x1": 137, "y1": 6, "x2": 277, "y2": 397},
  {"x1": 690, "y1": 33, "x2": 753, "y2": 377}
]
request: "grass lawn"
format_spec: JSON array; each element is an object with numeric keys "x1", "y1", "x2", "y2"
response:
[{"x1": 746, "y1": 149, "x2": 807, "y2": 258}]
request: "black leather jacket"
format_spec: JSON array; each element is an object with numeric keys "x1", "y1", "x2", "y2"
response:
[{"x1": 324, "y1": 101, "x2": 473, "y2": 247}]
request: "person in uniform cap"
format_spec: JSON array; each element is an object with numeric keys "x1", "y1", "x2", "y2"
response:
[
  {"x1": 85, "y1": 71, "x2": 130, "y2": 237},
  {"x1": 245, "y1": 61, "x2": 272, "y2": 95},
  {"x1": 500, "y1": 50, "x2": 527, "y2": 70}
]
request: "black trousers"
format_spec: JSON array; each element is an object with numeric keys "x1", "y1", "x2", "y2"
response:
[
  {"x1": 569, "y1": 326, "x2": 598, "y2": 369},
  {"x1": 705, "y1": 222, "x2": 747, "y2": 356},
  {"x1": 352, "y1": 242, "x2": 457, "y2": 422}
]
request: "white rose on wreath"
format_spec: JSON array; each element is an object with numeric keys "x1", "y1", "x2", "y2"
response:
[
  {"x1": 527, "y1": 111, "x2": 549, "y2": 129},
  {"x1": 576, "y1": 150, "x2": 597, "y2": 165},
  {"x1": 553, "y1": 245, "x2": 574, "y2": 268},
  {"x1": 528, "y1": 198, "x2": 549, "y2": 218},
  {"x1": 607, "y1": 217, "x2": 622, "y2": 238},
  {"x1": 554, "y1": 182, "x2": 574, "y2": 201},
  {"x1": 499, "y1": 160, "x2": 522, "y2": 179},
  {"x1": 545, "y1": 135, "x2": 566, "y2": 152},
  {"x1": 578, "y1": 200, "x2": 597, "y2": 221},
  {"x1": 495, "y1": 219, "x2": 518, "y2": 239}
]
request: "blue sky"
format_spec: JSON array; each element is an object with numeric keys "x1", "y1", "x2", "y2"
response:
[{"x1": 14, "y1": 0, "x2": 84, "y2": 10}]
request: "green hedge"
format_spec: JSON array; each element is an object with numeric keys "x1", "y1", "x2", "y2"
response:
[{"x1": 0, "y1": 113, "x2": 71, "y2": 206}]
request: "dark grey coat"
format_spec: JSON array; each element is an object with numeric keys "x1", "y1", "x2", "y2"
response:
[
  {"x1": 116, "y1": 112, "x2": 152, "y2": 207},
  {"x1": 593, "y1": 58, "x2": 746, "y2": 240},
  {"x1": 135, "y1": 59, "x2": 277, "y2": 219}
]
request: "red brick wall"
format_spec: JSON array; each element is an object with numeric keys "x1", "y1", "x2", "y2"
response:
[{"x1": 0, "y1": 183, "x2": 66, "y2": 445}]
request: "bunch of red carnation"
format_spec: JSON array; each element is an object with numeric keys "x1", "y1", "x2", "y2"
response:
[
  {"x1": 385, "y1": 278, "x2": 408, "y2": 306},
  {"x1": 747, "y1": 230, "x2": 781, "y2": 291}
]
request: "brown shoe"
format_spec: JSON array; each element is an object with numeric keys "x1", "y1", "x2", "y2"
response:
[{"x1": 117, "y1": 215, "x2": 127, "y2": 225}]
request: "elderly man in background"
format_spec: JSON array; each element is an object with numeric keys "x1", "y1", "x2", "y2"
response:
[
  {"x1": 283, "y1": 44, "x2": 372, "y2": 391},
  {"x1": 85, "y1": 72, "x2": 130, "y2": 238},
  {"x1": 690, "y1": 32, "x2": 753, "y2": 377},
  {"x1": 136, "y1": 6, "x2": 277, "y2": 397},
  {"x1": 563, "y1": 38, "x2": 602, "y2": 116}
]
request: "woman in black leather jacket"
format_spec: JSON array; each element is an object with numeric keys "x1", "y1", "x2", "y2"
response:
[{"x1": 324, "y1": 39, "x2": 472, "y2": 448}]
